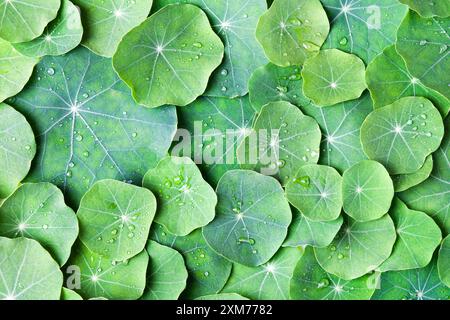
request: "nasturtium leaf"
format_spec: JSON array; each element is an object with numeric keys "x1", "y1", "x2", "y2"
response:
[
  {"x1": 151, "y1": 223, "x2": 232, "y2": 299},
  {"x1": 290, "y1": 246, "x2": 378, "y2": 300},
  {"x1": 256, "y1": 0, "x2": 329, "y2": 67},
  {"x1": 342, "y1": 160, "x2": 394, "y2": 222},
  {"x1": 284, "y1": 207, "x2": 343, "y2": 248},
  {"x1": 72, "y1": 0, "x2": 153, "y2": 57},
  {"x1": 0, "y1": 0, "x2": 61, "y2": 43},
  {"x1": 320, "y1": 0, "x2": 408, "y2": 64},
  {"x1": 196, "y1": 293, "x2": 249, "y2": 300},
  {"x1": 176, "y1": 96, "x2": 256, "y2": 187},
  {"x1": 67, "y1": 242, "x2": 148, "y2": 300},
  {"x1": 396, "y1": 11, "x2": 450, "y2": 100},
  {"x1": 248, "y1": 63, "x2": 304, "y2": 111},
  {"x1": 113, "y1": 4, "x2": 224, "y2": 108},
  {"x1": 315, "y1": 215, "x2": 396, "y2": 280},
  {"x1": 13, "y1": 0, "x2": 83, "y2": 57},
  {"x1": 361, "y1": 97, "x2": 444, "y2": 175},
  {"x1": 203, "y1": 170, "x2": 292, "y2": 267},
  {"x1": 10, "y1": 46, "x2": 177, "y2": 206},
  {"x1": 143, "y1": 156, "x2": 217, "y2": 236},
  {"x1": 399, "y1": 0, "x2": 450, "y2": 18},
  {"x1": 286, "y1": 164, "x2": 342, "y2": 222},
  {"x1": 61, "y1": 287, "x2": 83, "y2": 300},
  {"x1": 392, "y1": 155, "x2": 433, "y2": 192},
  {"x1": 0, "y1": 237, "x2": 63, "y2": 300},
  {"x1": 366, "y1": 45, "x2": 449, "y2": 117},
  {"x1": 379, "y1": 198, "x2": 442, "y2": 272},
  {"x1": 438, "y1": 235, "x2": 450, "y2": 287},
  {"x1": 142, "y1": 240, "x2": 188, "y2": 300},
  {"x1": 222, "y1": 247, "x2": 303, "y2": 300},
  {"x1": 0, "y1": 104, "x2": 36, "y2": 199},
  {"x1": 0, "y1": 40, "x2": 38, "y2": 102},
  {"x1": 77, "y1": 180, "x2": 156, "y2": 261},
  {"x1": 237, "y1": 101, "x2": 321, "y2": 185},
  {"x1": 0, "y1": 182, "x2": 78, "y2": 266},
  {"x1": 372, "y1": 258, "x2": 450, "y2": 300},
  {"x1": 302, "y1": 49, "x2": 366, "y2": 107},
  {"x1": 399, "y1": 118, "x2": 450, "y2": 234}
]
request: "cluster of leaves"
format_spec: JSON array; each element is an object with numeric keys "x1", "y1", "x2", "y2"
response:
[{"x1": 0, "y1": 0, "x2": 448, "y2": 301}]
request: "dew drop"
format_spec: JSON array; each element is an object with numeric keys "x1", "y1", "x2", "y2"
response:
[{"x1": 47, "y1": 68, "x2": 55, "y2": 76}]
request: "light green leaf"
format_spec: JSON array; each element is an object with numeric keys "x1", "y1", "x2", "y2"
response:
[
  {"x1": 438, "y1": 235, "x2": 450, "y2": 287},
  {"x1": 284, "y1": 207, "x2": 343, "y2": 248},
  {"x1": 290, "y1": 246, "x2": 377, "y2": 300},
  {"x1": 238, "y1": 101, "x2": 321, "y2": 185},
  {"x1": 222, "y1": 247, "x2": 302, "y2": 300},
  {"x1": 320, "y1": 0, "x2": 408, "y2": 64},
  {"x1": 286, "y1": 164, "x2": 342, "y2": 221},
  {"x1": 196, "y1": 293, "x2": 248, "y2": 300},
  {"x1": 302, "y1": 49, "x2": 366, "y2": 107},
  {"x1": 256, "y1": 0, "x2": 329, "y2": 67},
  {"x1": 143, "y1": 156, "x2": 217, "y2": 236},
  {"x1": 342, "y1": 160, "x2": 394, "y2": 222},
  {"x1": 67, "y1": 242, "x2": 148, "y2": 300},
  {"x1": 61, "y1": 287, "x2": 83, "y2": 300},
  {"x1": 10, "y1": 46, "x2": 177, "y2": 206},
  {"x1": 72, "y1": 0, "x2": 153, "y2": 57},
  {"x1": 379, "y1": 198, "x2": 442, "y2": 272},
  {"x1": 315, "y1": 215, "x2": 396, "y2": 280},
  {"x1": 0, "y1": 237, "x2": 63, "y2": 300},
  {"x1": 361, "y1": 97, "x2": 444, "y2": 175},
  {"x1": 400, "y1": 0, "x2": 450, "y2": 19},
  {"x1": 203, "y1": 170, "x2": 292, "y2": 267},
  {"x1": 151, "y1": 223, "x2": 232, "y2": 299},
  {"x1": 142, "y1": 240, "x2": 188, "y2": 300},
  {"x1": 113, "y1": 4, "x2": 224, "y2": 108},
  {"x1": 77, "y1": 180, "x2": 156, "y2": 261},
  {"x1": 0, "y1": 0, "x2": 61, "y2": 43},
  {"x1": 13, "y1": 0, "x2": 83, "y2": 57},
  {"x1": 366, "y1": 45, "x2": 449, "y2": 117},
  {"x1": 396, "y1": 11, "x2": 450, "y2": 100},
  {"x1": 0, "y1": 104, "x2": 36, "y2": 199},
  {"x1": 0, "y1": 183, "x2": 78, "y2": 266},
  {"x1": 392, "y1": 155, "x2": 433, "y2": 192}
]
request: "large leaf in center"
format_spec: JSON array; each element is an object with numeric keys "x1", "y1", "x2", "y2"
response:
[{"x1": 10, "y1": 47, "x2": 177, "y2": 206}]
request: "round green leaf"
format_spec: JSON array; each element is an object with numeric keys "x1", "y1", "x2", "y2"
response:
[
  {"x1": 399, "y1": 0, "x2": 450, "y2": 18},
  {"x1": 10, "y1": 46, "x2": 177, "y2": 206},
  {"x1": 438, "y1": 235, "x2": 450, "y2": 287},
  {"x1": 372, "y1": 258, "x2": 450, "y2": 300},
  {"x1": 0, "y1": 39, "x2": 38, "y2": 102},
  {"x1": 0, "y1": 104, "x2": 36, "y2": 199},
  {"x1": 195, "y1": 293, "x2": 248, "y2": 300},
  {"x1": 320, "y1": 0, "x2": 408, "y2": 64},
  {"x1": 67, "y1": 242, "x2": 148, "y2": 300},
  {"x1": 0, "y1": 182, "x2": 78, "y2": 266},
  {"x1": 379, "y1": 198, "x2": 442, "y2": 272},
  {"x1": 284, "y1": 207, "x2": 343, "y2": 248},
  {"x1": 302, "y1": 49, "x2": 366, "y2": 107},
  {"x1": 113, "y1": 4, "x2": 224, "y2": 108},
  {"x1": 176, "y1": 96, "x2": 256, "y2": 187},
  {"x1": 290, "y1": 246, "x2": 377, "y2": 300},
  {"x1": 222, "y1": 247, "x2": 302, "y2": 300},
  {"x1": 203, "y1": 170, "x2": 292, "y2": 267},
  {"x1": 256, "y1": 0, "x2": 329, "y2": 67},
  {"x1": 286, "y1": 164, "x2": 342, "y2": 222},
  {"x1": 392, "y1": 155, "x2": 433, "y2": 192},
  {"x1": 0, "y1": 0, "x2": 61, "y2": 43},
  {"x1": 361, "y1": 97, "x2": 444, "y2": 175},
  {"x1": 315, "y1": 215, "x2": 396, "y2": 280},
  {"x1": 342, "y1": 160, "x2": 394, "y2": 222},
  {"x1": 142, "y1": 240, "x2": 188, "y2": 300},
  {"x1": 151, "y1": 223, "x2": 232, "y2": 299},
  {"x1": 77, "y1": 180, "x2": 156, "y2": 261},
  {"x1": 238, "y1": 101, "x2": 322, "y2": 185},
  {"x1": 61, "y1": 287, "x2": 82, "y2": 300},
  {"x1": 396, "y1": 11, "x2": 450, "y2": 100},
  {"x1": 366, "y1": 45, "x2": 449, "y2": 117},
  {"x1": 72, "y1": 0, "x2": 153, "y2": 57},
  {"x1": 399, "y1": 118, "x2": 450, "y2": 234},
  {"x1": 0, "y1": 237, "x2": 63, "y2": 300},
  {"x1": 143, "y1": 156, "x2": 217, "y2": 236}
]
